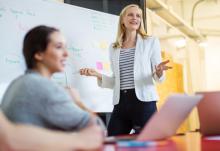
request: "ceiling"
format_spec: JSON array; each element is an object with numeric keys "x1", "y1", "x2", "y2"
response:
[{"x1": 159, "y1": 0, "x2": 220, "y2": 37}]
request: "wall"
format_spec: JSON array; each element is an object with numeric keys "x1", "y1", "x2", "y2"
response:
[{"x1": 205, "y1": 37, "x2": 220, "y2": 90}]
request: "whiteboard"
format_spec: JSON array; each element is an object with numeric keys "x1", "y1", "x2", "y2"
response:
[{"x1": 0, "y1": 0, "x2": 118, "y2": 112}]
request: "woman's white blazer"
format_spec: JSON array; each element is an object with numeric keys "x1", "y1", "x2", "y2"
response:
[{"x1": 98, "y1": 35, "x2": 165, "y2": 105}]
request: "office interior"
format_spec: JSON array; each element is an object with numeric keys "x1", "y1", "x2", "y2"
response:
[{"x1": 0, "y1": 0, "x2": 219, "y2": 137}]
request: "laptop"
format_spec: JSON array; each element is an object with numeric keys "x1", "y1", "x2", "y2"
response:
[
  {"x1": 105, "y1": 94, "x2": 203, "y2": 143},
  {"x1": 196, "y1": 91, "x2": 220, "y2": 136}
]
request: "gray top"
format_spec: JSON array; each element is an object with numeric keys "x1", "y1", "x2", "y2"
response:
[
  {"x1": 1, "y1": 70, "x2": 90, "y2": 131},
  {"x1": 119, "y1": 47, "x2": 135, "y2": 90}
]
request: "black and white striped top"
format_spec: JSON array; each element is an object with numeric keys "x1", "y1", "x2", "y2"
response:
[{"x1": 119, "y1": 47, "x2": 135, "y2": 90}]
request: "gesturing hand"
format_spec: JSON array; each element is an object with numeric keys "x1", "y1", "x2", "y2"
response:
[
  {"x1": 80, "y1": 68, "x2": 98, "y2": 77},
  {"x1": 155, "y1": 60, "x2": 172, "y2": 78},
  {"x1": 80, "y1": 68, "x2": 102, "y2": 80}
]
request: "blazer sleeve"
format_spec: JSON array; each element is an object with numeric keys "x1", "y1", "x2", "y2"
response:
[
  {"x1": 150, "y1": 37, "x2": 165, "y2": 83},
  {"x1": 97, "y1": 45, "x2": 115, "y2": 89}
]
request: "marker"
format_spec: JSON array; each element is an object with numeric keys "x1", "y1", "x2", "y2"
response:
[
  {"x1": 116, "y1": 140, "x2": 156, "y2": 148},
  {"x1": 64, "y1": 71, "x2": 69, "y2": 87},
  {"x1": 72, "y1": 71, "x2": 79, "y2": 74}
]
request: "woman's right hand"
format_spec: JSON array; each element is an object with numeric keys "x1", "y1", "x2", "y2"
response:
[{"x1": 80, "y1": 68, "x2": 102, "y2": 80}]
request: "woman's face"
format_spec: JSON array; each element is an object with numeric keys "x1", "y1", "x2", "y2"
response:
[
  {"x1": 122, "y1": 6, "x2": 141, "y2": 31},
  {"x1": 35, "y1": 31, "x2": 68, "y2": 74}
]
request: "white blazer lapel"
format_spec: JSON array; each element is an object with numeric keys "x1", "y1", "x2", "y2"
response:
[
  {"x1": 134, "y1": 35, "x2": 143, "y2": 71},
  {"x1": 113, "y1": 48, "x2": 120, "y2": 78}
]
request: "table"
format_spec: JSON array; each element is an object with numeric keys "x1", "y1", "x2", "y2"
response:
[{"x1": 102, "y1": 132, "x2": 220, "y2": 151}]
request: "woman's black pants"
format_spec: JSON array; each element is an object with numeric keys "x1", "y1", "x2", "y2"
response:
[{"x1": 107, "y1": 89, "x2": 157, "y2": 136}]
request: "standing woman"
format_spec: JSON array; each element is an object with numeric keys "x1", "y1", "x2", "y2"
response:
[{"x1": 80, "y1": 4, "x2": 172, "y2": 136}]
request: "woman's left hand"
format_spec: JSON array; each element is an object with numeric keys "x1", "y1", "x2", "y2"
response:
[{"x1": 155, "y1": 60, "x2": 172, "y2": 78}]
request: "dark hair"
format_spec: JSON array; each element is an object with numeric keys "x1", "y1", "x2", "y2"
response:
[{"x1": 23, "y1": 25, "x2": 59, "y2": 69}]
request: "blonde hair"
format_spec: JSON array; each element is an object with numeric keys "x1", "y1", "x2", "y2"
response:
[{"x1": 113, "y1": 4, "x2": 148, "y2": 49}]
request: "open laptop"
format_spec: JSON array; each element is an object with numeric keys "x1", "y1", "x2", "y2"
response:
[
  {"x1": 196, "y1": 91, "x2": 220, "y2": 136},
  {"x1": 105, "y1": 94, "x2": 203, "y2": 143}
]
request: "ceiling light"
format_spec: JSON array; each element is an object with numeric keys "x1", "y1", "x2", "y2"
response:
[
  {"x1": 198, "y1": 41, "x2": 208, "y2": 48},
  {"x1": 175, "y1": 38, "x2": 186, "y2": 48}
]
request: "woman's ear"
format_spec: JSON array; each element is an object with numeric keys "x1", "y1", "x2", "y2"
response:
[{"x1": 34, "y1": 52, "x2": 44, "y2": 61}]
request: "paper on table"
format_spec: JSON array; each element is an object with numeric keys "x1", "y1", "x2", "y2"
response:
[
  {"x1": 204, "y1": 136, "x2": 220, "y2": 140},
  {"x1": 103, "y1": 144, "x2": 115, "y2": 151}
]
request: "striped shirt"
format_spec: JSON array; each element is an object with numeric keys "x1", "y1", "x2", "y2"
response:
[{"x1": 119, "y1": 47, "x2": 135, "y2": 90}]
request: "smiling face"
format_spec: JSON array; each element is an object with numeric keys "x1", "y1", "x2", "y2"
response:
[
  {"x1": 122, "y1": 6, "x2": 142, "y2": 32},
  {"x1": 35, "y1": 31, "x2": 68, "y2": 75}
]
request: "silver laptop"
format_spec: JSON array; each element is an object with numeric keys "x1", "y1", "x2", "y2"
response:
[
  {"x1": 106, "y1": 94, "x2": 203, "y2": 143},
  {"x1": 196, "y1": 91, "x2": 220, "y2": 136}
]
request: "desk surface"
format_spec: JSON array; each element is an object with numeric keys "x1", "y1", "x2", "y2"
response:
[{"x1": 103, "y1": 132, "x2": 220, "y2": 151}]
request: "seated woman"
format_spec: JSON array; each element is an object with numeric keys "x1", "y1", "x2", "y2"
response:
[
  {"x1": 1, "y1": 25, "x2": 104, "y2": 131},
  {"x1": 0, "y1": 111, "x2": 103, "y2": 151}
]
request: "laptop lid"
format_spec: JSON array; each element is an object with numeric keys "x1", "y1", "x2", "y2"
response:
[
  {"x1": 196, "y1": 91, "x2": 220, "y2": 136},
  {"x1": 137, "y1": 94, "x2": 203, "y2": 141}
]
